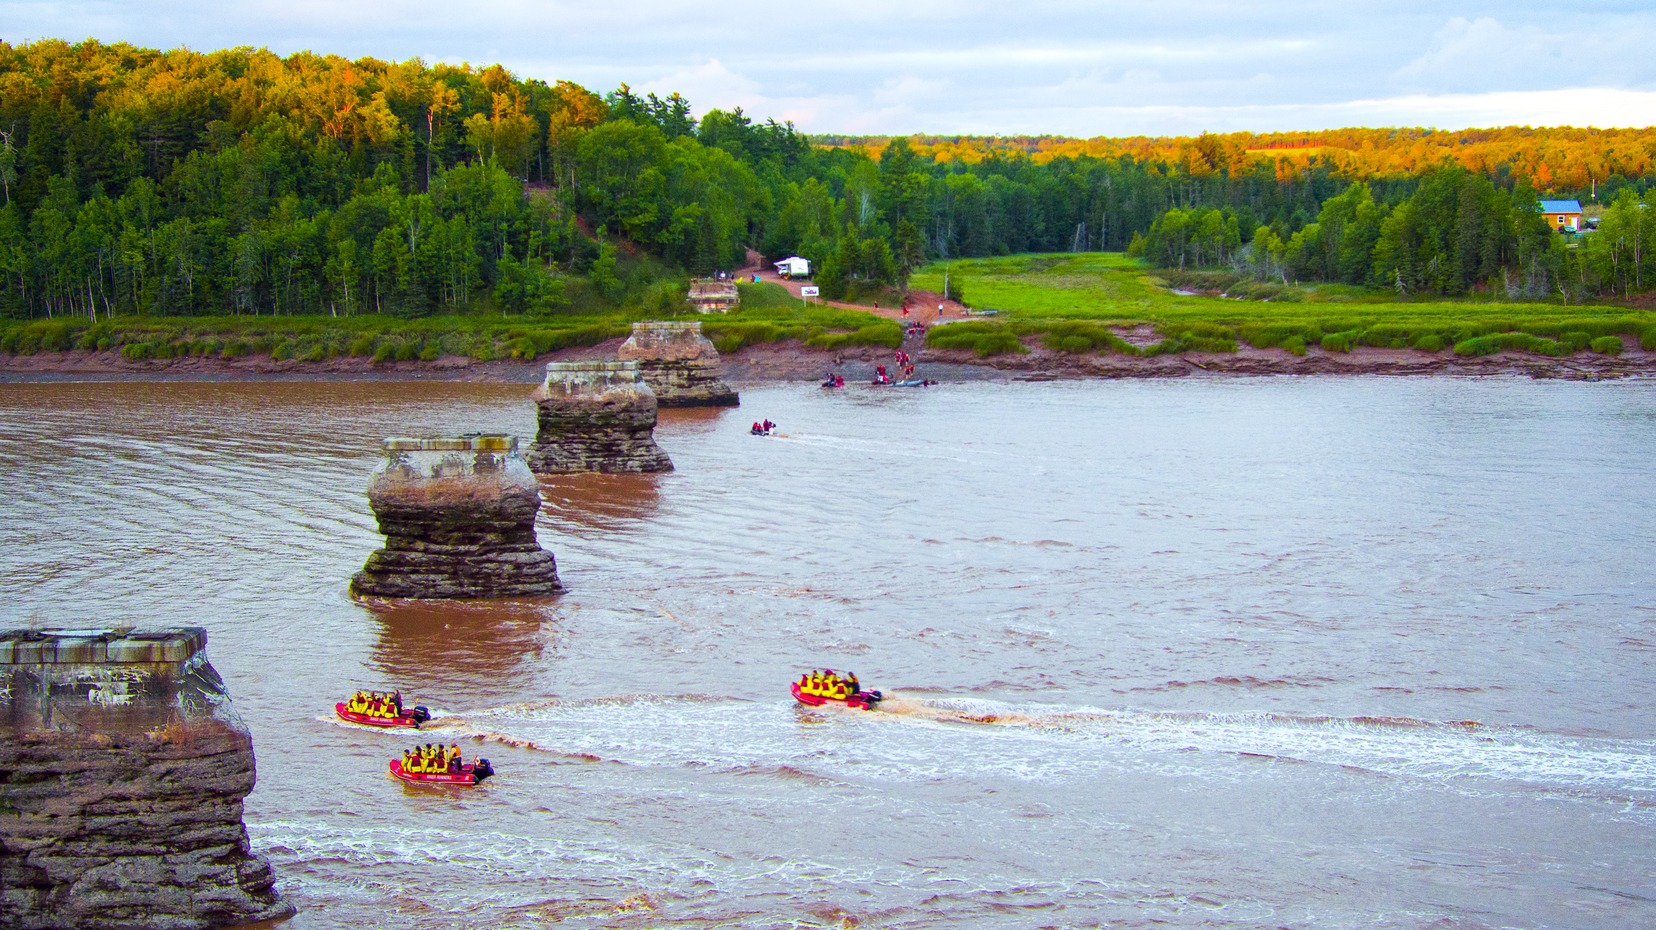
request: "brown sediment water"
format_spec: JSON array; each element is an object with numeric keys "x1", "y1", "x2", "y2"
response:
[{"x1": 2, "y1": 377, "x2": 1654, "y2": 928}]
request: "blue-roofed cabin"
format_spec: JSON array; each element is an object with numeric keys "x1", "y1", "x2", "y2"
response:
[{"x1": 1539, "y1": 200, "x2": 1583, "y2": 232}]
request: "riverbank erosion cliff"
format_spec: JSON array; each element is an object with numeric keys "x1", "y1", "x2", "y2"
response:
[
  {"x1": 351, "y1": 435, "x2": 563, "y2": 599},
  {"x1": 0, "y1": 628, "x2": 293, "y2": 930},
  {"x1": 4, "y1": 339, "x2": 1654, "y2": 384}
]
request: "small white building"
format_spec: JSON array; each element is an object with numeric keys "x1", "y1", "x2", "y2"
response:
[{"x1": 774, "y1": 256, "x2": 811, "y2": 279}]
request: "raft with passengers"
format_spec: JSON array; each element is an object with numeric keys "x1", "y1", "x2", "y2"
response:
[
  {"x1": 791, "y1": 668, "x2": 883, "y2": 710},
  {"x1": 390, "y1": 741, "x2": 494, "y2": 785},
  {"x1": 336, "y1": 689, "x2": 430, "y2": 728}
]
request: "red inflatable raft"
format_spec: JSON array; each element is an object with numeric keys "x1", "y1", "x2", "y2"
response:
[
  {"x1": 389, "y1": 757, "x2": 494, "y2": 785},
  {"x1": 791, "y1": 676, "x2": 883, "y2": 711},
  {"x1": 336, "y1": 702, "x2": 430, "y2": 729}
]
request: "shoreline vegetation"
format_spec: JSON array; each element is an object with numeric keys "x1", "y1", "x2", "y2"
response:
[{"x1": 4, "y1": 253, "x2": 1652, "y2": 383}]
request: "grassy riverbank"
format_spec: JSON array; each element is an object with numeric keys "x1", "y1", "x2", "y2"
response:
[
  {"x1": 0, "y1": 283, "x2": 899, "y2": 364},
  {"x1": 911, "y1": 253, "x2": 1656, "y2": 358}
]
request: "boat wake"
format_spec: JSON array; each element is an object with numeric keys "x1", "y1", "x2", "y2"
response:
[{"x1": 378, "y1": 691, "x2": 1656, "y2": 811}]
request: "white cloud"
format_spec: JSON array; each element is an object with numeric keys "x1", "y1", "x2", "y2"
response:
[
  {"x1": 638, "y1": 60, "x2": 764, "y2": 111},
  {"x1": 1395, "y1": 16, "x2": 1654, "y2": 94}
]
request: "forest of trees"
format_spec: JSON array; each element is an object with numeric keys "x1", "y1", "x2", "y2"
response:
[
  {"x1": 830, "y1": 128, "x2": 1656, "y2": 198},
  {"x1": 3, "y1": 38, "x2": 1656, "y2": 323},
  {"x1": 1131, "y1": 171, "x2": 1656, "y2": 299}
]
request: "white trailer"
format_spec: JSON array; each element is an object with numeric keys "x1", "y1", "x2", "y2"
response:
[{"x1": 773, "y1": 256, "x2": 811, "y2": 279}]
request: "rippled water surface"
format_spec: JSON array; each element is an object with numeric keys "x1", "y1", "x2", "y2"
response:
[{"x1": 3, "y1": 377, "x2": 1654, "y2": 929}]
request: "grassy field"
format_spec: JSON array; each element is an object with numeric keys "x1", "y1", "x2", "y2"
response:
[
  {"x1": 7, "y1": 259, "x2": 1650, "y2": 363},
  {"x1": 910, "y1": 253, "x2": 1656, "y2": 357},
  {"x1": 0, "y1": 282, "x2": 899, "y2": 363}
]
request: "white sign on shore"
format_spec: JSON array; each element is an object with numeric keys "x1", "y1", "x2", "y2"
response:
[{"x1": 800, "y1": 286, "x2": 820, "y2": 297}]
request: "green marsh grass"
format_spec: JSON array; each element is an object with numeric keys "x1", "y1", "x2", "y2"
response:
[
  {"x1": 0, "y1": 284, "x2": 901, "y2": 363},
  {"x1": 912, "y1": 253, "x2": 1656, "y2": 358}
]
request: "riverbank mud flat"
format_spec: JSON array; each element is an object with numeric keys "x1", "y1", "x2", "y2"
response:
[{"x1": 3, "y1": 339, "x2": 1653, "y2": 383}]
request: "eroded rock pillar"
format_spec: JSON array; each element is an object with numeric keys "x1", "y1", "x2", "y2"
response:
[
  {"x1": 527, "y1": 361, "x2": 674, "y2": 474},
  {"x1": 0, "y1": 627, "x2": 294, "y2": 930},
  {"x1": 350, "y1": 434, "x2": 563, "y2": 598},
  {"x1": 617, "y1": 321, "x2": 740, "y2": 407}
]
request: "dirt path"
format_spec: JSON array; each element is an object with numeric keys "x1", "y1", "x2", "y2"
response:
[{"x1": 731, "y1": 250, "x2": 969, "y2": 325}]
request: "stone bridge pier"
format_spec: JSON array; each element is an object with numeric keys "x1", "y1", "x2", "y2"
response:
[
  {"x1": 350, "y1": 434, "x2": 564, "y2": 599},
  {"x1": 0, "y1": 627, "x2": 294, "y2": 930},
  {"x1": 617, "y1": 320, "x2": 739, "y2": 407},
  {"x1": 527, "y1": 360, "x2": 674, "y2": 474}
]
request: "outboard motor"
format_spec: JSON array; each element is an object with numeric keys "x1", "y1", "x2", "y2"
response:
[
  {"x1": 473, "y1": 758, "x2": 494, "y2": 781},
  {"x1": 411, "y1": 705, "x2": 431, "y2": 723}
]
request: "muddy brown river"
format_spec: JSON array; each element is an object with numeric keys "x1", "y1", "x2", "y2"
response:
[{"x1": 2, "y1": 377, "x2": 1654, "y2": 928}]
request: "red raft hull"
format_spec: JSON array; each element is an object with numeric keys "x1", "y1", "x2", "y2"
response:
[
  {"x1": 389, "y1": 759, "x2": 489, "y2": 785},
  {"x1": 791, "y1": 681, "x2": 880, "y2": 711},
  {"x1": 336, "y1": 702, "x2": 423, "y2": 729}
]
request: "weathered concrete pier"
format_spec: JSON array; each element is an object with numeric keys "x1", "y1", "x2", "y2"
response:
[
  {"x1": 350, "y1": 434, "x2": 564, "y2": 599},
  {"x1": 686, "y1": 279, "x2": 739, "y2": 313},
  {"x1": 527, "y1": 361, "x2": 674, "y2": 474},
  {"x1": 617, "y1": 321, "x2": 740, "y2": 408},
  {"x1": 0, "y1": 627, "x2": 294, "y2": 930}
]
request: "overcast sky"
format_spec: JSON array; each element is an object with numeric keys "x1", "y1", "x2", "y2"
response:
[{"x1": 4, "y1": 1, "x2": 1654, "y2": 136}]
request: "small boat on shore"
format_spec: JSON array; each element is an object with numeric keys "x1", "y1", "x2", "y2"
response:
[
  {"x1": 389, "y1": 757, "x2": 493, "y2": 785},
  {"x1": 791, "y1": 669, "x2": 883, "y2": 711}
]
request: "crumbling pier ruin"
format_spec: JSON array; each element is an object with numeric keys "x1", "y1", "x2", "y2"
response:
[
  {"x1": 617, "y1": 320, "x2": 740, "y2": 408},
  {"x1": 527, "y1": 361, "x2": 674, "y2": 474},
  {"x1": 0, "y1": 627, "x2": 294, "y2": 930},
  {"x1": 350, "y1": 434, "x2": 564, "y2": 599}
]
